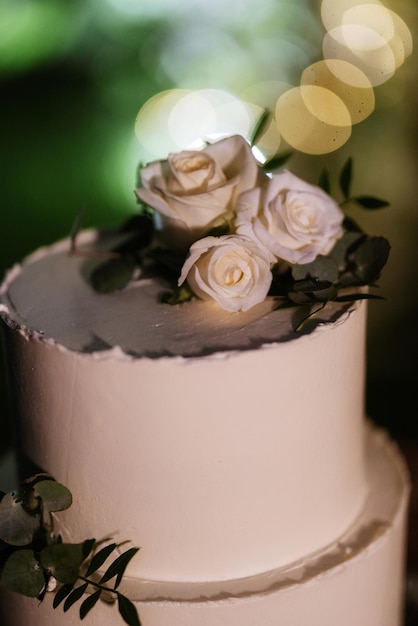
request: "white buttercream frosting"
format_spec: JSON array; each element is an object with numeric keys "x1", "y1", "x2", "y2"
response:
[
  {"x1": 0, "y1": 229, "x2": 356, "y2": 359},
  {"x1": 0, "y1": 229, "x2": 370, "y2": 582},
  {"x1": 0, "y1": 227, "x2": 410, "y2": 626}
]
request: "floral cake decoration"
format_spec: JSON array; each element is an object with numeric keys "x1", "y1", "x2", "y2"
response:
[{"x1": 83, "y1": 112, "x2": 390, "y2": 323}]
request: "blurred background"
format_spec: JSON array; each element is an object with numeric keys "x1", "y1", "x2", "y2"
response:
[{"x1": 0, "y1": 0, "x2": 417, "y2": 590}]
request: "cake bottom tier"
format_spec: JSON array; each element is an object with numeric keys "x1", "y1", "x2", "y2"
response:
[{"x1": 0, "y1": 426, "x2": 410, "y2": 626}]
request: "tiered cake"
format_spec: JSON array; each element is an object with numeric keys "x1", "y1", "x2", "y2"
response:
[{"x1": 0, "y1": 225, "x2": 410, "y2": 626}]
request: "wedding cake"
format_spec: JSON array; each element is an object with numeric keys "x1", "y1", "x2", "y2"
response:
[{"x1": 0, "y1": 135, "x2": 410, "y2": 625}]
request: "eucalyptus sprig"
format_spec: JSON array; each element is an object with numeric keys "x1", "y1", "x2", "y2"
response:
[{"x1": 0, "y1": 475, "x2": 141, "y2": 626}]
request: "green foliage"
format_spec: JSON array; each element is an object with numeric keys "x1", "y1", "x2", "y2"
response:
[
  {"x1": 249, "y1": 109, "x2": 270, "y2": 146},
  {"x1": 339, "y1": 156, "x2": 353, "y2": 199},
  {"x1": 0, "y1": 492, "x2": 40, "y2": 546},
  {"x1": 1, "y1": 550, "x2": 45, "y2": 597},
  {"x1": 90, "y1": 255, "x2": 138, "y2": 293},
  {"x1": 269, "y1": 158, "x2": 390, "y2": 327},
  {"x1": 262, "y1": 151, "x2": 293, "y2": 172},
  {"x1": 0, "y1": 475, "x2": 141, "y2": 626}
]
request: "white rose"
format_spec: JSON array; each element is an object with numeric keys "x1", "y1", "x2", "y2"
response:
[
  {"x1": 135, "y1": 135, "x2": 265, "y2": 250},
  {"x1": 236, "y1": 170, "x2": 344, "y2": 265},
  {"x1": 178, "y1": 235, "x2": 272, "y2": 312}
]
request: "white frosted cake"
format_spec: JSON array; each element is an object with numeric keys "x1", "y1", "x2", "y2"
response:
[
  {"x1": 0, "y1": 135, "x2": 410, "y2": 625},
  {"x1": 0, "y1": 227, "x2": 410, "y2": 626}
]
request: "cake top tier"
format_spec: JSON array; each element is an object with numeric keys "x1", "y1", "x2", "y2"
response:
[{"x1": 0, "y1": 229, "x2": 353, "y2": 359}]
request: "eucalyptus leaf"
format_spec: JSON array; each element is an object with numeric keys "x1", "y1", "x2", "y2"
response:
[
  {"x1": 90, "y1": 256, "x2": 137, "y2": 293},
  {"x1": 292, "y1": 255, "x2": 339, "y2": 283},
  {"x1": 0, "y1": 492, "x2": 40, "y2": 546},
  {"x1": 119, "y1": 214, "x2": 154, "y2": 249},
  {"x1": 33, "y1": 480, "x2": 72, "y2": 514},
  {"x1": 118, "y1": 594, "x2": 142, "y2": 626},
  {"x1": 0, "y1": 550, "x2": 45, "y2": 597},
  {"x1": 99, "y1": 547, "x2": 139, "y2": 588},
  {"x1": 147, "y1": 246, "x2": 186, "y2": 277},
  {"x1": 329, "y1": 232, "x2": 364, "y2": 271},
  {"x1": 63, "y1": 583, "x2": 88, "y2": 612},
  {"x1": 40, "y1": 542, "x2": 89, "y2": 585},
  {"x1": 80, "y1": 589, "x2": 102, "y2": 619},
  {"x1": 345, "y1": 235, "x2": 390, "y2": 284}
]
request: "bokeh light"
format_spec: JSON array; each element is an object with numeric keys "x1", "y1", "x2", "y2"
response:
[
  {"x1": 275, "y1": 86, "x2": 352, "y2": 154},
  {"x1": 301, "y1": 60, "x2": 375, "y2": 125},
  {"x1": 321, "y1": 1, "x2": 412, "y2": 87},
  {"x1": 134, "y1": 0, "x2": 412, "y2": 157},
  {"x1": 135, "y1": 89, "x2": 263, "y2": 160}
]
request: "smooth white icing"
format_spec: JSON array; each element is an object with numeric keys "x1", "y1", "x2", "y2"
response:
[
  {"x1": 0, "y1": 230, "x2": 369, "y2": 582},
  {"x1": 0, "y1": 427, "x2": 410, "y2": 626},
  {"x1": 0, "y1": 228, "x2": 410, "y2": 626}
]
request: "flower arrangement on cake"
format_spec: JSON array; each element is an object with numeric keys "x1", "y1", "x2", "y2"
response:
[{"x1": 81, "y1": 113, "x2": 390, "y2": 327}]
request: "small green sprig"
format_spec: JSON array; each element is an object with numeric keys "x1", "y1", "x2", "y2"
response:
[
  {"x1": 0, "y1": 475, "x2": 141, "y2": 626},
  {"x1": 270, "y1": 157, "x2": 390, "y2": 329}
]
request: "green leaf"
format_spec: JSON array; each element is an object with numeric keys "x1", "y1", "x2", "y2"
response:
[
  {"x1": 119, "y1": 214, "x2": 154, "y2": 249},
  {"x1": 90, "y1": 255, "x2": 137, "y2": 293},
  {"x1": 53, "y1": 583, "x2": 74, "y2": 608},
  {"x1": 333, "y1": 292, "x2": 387, "y2": 302},
  {"x1": 345, "y1": 235, "x2": 390, "y2": 285},
  {"x1": 342, "y1": 215, "x2": 363, "y2": 233},
  {"x1": 80, "y1": 589, "x2": 102, "y2": 619},
  {"x1": 81, "y1": 538, "x2": 97, "y2": 562},
  {"x1": 85, "y1": 543, "x2": 118, "y2": 577},
  {"x1": 249, "y1": 109, "x2": 270, "y2": 146},
  {"x1": 329, "y1": 232, "x2": 364, "y2": 270},
  {"x1": 0, "y1": 550, "x2": 45, "y2": 597},
  {"x1": 0, "y1": 492, "x2": 40, "y2": 546},
  {"x1": 353, "y1": 195, "x2": 390, "y2": 209},
  {"x1": 339, "y1": 157, "x2": 353, "y2": 199},
  {"x1": 40, "y1": 542, "x2": 90, "y2": 585},
  {"x1": 63, "y1": 583, "x2": 88, "y2": 612},
  {"x1": 159, "y1": 284, "x2": 194, "y2": 305},
  {"x1": 318, "y1": 169, "x2": 331, "y2": 194},
  {"x1": 262, "y1": 151, "x2": 292, "y2": 172},
  {"x1": 146, "y1": 246, "x2": 186, "y2": 277},
  {"x1": 288, "y1": 279, "x2": 337, "y2": 304},
  {"x1": 205, "y1": 221, "x2": 231, "y2": 238},
  {"x1": 99, "y1": 547, "x2": 139, "y2": 588},
  {"x1": 292, "y1": 255, "x2": 339, "y2": 284},
  {"x1": 118, "y1": 594, "x2": 142, "y2": 626},
  {"x1": 33, "y1": 480, "x2": 72, "y2": 514}
]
